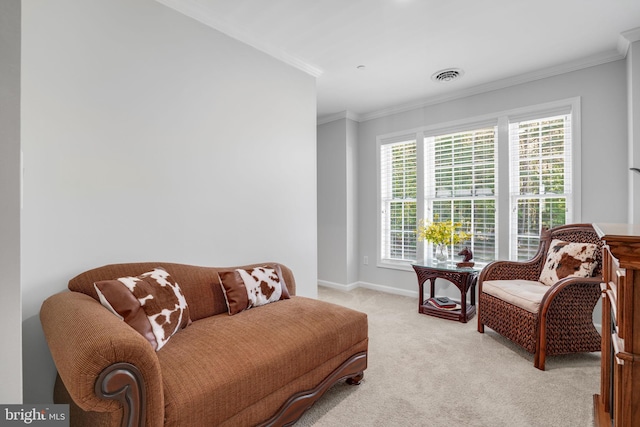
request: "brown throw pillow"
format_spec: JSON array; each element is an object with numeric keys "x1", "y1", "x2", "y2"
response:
[
  {"x1": 218, "y1": 265, "x2": 290, "y2": 315},
  {"x1": 539, "y1": 239, "x2": 598, "y2": 286},
  {"x1": 94, "y1": 267, "x2": 191, "y2": 350}
]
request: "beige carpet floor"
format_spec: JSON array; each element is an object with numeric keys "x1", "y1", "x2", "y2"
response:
[{"x1": 296, "y1": 286, "x2": 600, "y2": 427}]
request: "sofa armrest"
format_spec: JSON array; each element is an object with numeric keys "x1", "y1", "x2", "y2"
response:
[{"x1": 40, "y1": 291, "x2": 164, "y2": 427}]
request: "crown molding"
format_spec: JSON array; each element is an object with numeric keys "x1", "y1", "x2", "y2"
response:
[
  {"x1": 317, "y1": 110, "x2": 361, "y2": 125},
  {"x1": 152, "y1": 1, "x2": 633, "y2": 125},
  {"x1": 619, "y1": 27, "x2": 640, "y2": 56},
  {"x1": 154, "y1": 0, "x2": 324, "y2": 77},
  {"x1": 355, "y1": 48, "x2": 624, "y2": 123}
]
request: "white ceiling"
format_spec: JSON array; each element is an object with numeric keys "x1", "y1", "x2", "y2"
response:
[{"x1": 156, "y1": 0, "x2": 640, "y2": 122}]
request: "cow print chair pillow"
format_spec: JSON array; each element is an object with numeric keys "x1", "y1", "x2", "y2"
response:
[
  {"x1": 539, "y1": 239, "x2": 599, "y2": 286},
  {"x1": 218, "y1": 265, "x2": 290, "y2": 315},
  {"x1": 94, "y1": 267, "x2": 191, "y2": 351}
]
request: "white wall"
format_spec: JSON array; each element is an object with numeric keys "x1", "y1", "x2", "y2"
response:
[
  {"x1": 0, "y1": 0, "x2": 22, "y2": 404},
  {"x1": 355, "y1": 60, "x2": 629, "y2": 295},
  {"x1": 346, "y1": 119, "x2": 358, "y2": 285},
  {"x1": 629, "y1": 38, "x2": 640, "y2": 223},
  {"x1": 21, "y1": 0, "x2": 317, "y2": 403},
  {"x1": 317, "y1": 117, "x2": 358, "y2": 287},
  {"x1": 318, "y1": 119, "x2": 349, "y2": 285}
]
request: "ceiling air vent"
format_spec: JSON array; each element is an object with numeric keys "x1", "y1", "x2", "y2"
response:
[{"x1": 431, "y1": 68, "x2": 464, "y2": 83}]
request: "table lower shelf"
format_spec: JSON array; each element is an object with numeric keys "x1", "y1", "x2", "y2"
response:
[{"x1": 419, "y1": 300, "x2": 476, "y2": 323}]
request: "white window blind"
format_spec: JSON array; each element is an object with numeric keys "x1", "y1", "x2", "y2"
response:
[
  {"x1": 377, "y1": 99, "x2": 578, "y2": 268},
  {"x1": 425, "y1": 127, "x2": 497, "y2": 262},
  {"x1": 380, "y1": 139, "x2": 417, "y2": 262},
  {"x1": 509, "y1": 113, "x2": 572, "y2": 260}
]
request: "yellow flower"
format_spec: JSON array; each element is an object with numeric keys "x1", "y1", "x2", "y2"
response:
[{"x1": 417, "y1": 216, "x2": 471, "y2": 246}]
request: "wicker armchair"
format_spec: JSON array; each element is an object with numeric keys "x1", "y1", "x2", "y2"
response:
[{"x1": 477, "y1": 223, "x2": 603, "y2": 370}]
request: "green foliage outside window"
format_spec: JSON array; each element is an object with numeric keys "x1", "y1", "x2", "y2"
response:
[{"x1": 514, "y1": 116, "x2": 569, "y2": 260}]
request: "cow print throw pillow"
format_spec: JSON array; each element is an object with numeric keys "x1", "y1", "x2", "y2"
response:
[
  {"x1": 94, "y1": 267, "x2": 191, "y2": 351},
  {"x1": 218, "y1": 265, "x2": 290, "y2": 315},
  {"x1": 539, "y1": 239, "x2": 598, "y2": 286}
]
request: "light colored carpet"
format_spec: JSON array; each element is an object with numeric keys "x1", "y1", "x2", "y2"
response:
[{"x1": 296, "y1": 286, "x2": 600, "y2": 427}]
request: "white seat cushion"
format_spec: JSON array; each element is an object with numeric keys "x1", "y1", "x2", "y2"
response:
[{"x1": 482, "y1": 280, "x2": 549, "y2": 313}]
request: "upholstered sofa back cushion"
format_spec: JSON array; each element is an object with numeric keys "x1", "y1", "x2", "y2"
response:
[{"x1": 68, "y1": 262, "x2": 296, "y2": 321}]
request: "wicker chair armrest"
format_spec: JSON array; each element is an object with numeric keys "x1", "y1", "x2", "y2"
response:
[
  {"x1": 540, "y1": 275, "x2": 604, "y2": 314},
  {"x1": 479, "y1": 259, "x2": 544, "y2": 284}
]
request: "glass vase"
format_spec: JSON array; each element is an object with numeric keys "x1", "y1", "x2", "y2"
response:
[{"x1": 435, "y1": 244, "x2": 449, "y2": 263}]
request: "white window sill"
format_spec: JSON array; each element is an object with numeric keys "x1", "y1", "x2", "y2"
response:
[{"x1": 376, "y1": 259, "x2": 416, "y2": 272}]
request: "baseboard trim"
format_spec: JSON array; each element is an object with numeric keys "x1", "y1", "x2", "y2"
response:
[
  {"x1": 318, "y1": 280, "x2": 418, "y2": 298},
  {"x1": 317, "y1": 280, "x2": 359, "y2": 292},
  {"x1": 356, "y1": 281, "x2": 418, "y2": 298}
]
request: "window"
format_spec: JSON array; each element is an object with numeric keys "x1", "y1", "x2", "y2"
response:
[
  {"x1": 510, "y1": 114, "x2": 573, "y2": 260},
  {"x1": 380, "y1": 139, "x2": 417, "y2": 262},
  {"x1": 426, "y1": 127, "x2": 497, "y2": 263},
  {"x1": 377, "y1": 99, "x2": 579, "y2": 268}
]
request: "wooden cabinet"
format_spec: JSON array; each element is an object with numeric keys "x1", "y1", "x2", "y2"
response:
[{"x1": 593, "y1": 223, "x2": 640, "y2": 427}]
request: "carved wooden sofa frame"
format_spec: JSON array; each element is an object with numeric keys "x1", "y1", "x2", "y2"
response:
[{"x1": 91, "y1": 355, "x2": 366, "y2": 427}]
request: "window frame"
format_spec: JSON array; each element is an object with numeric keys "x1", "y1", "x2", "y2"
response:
[
  {"x1": 377, "y1": 133, "x2": 420, "y2": 269},
  {"x1": 424, "y1": 124, "x2": 499, "y2": 264},
  {"x1": 508, "y1": 110, "x2": 577, "y2": 260},
  {"x1": 376, "y1": 97, "x2": 581, "y2": 270}
]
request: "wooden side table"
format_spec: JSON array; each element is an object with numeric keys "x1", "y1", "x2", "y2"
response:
[{"x1": 412, "y1": 262, "x2": 479, "y2": 323}]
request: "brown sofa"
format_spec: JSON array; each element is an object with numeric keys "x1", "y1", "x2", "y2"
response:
[{"x1": 40, "y1": 262, "x2": 368, "y2": 427}]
